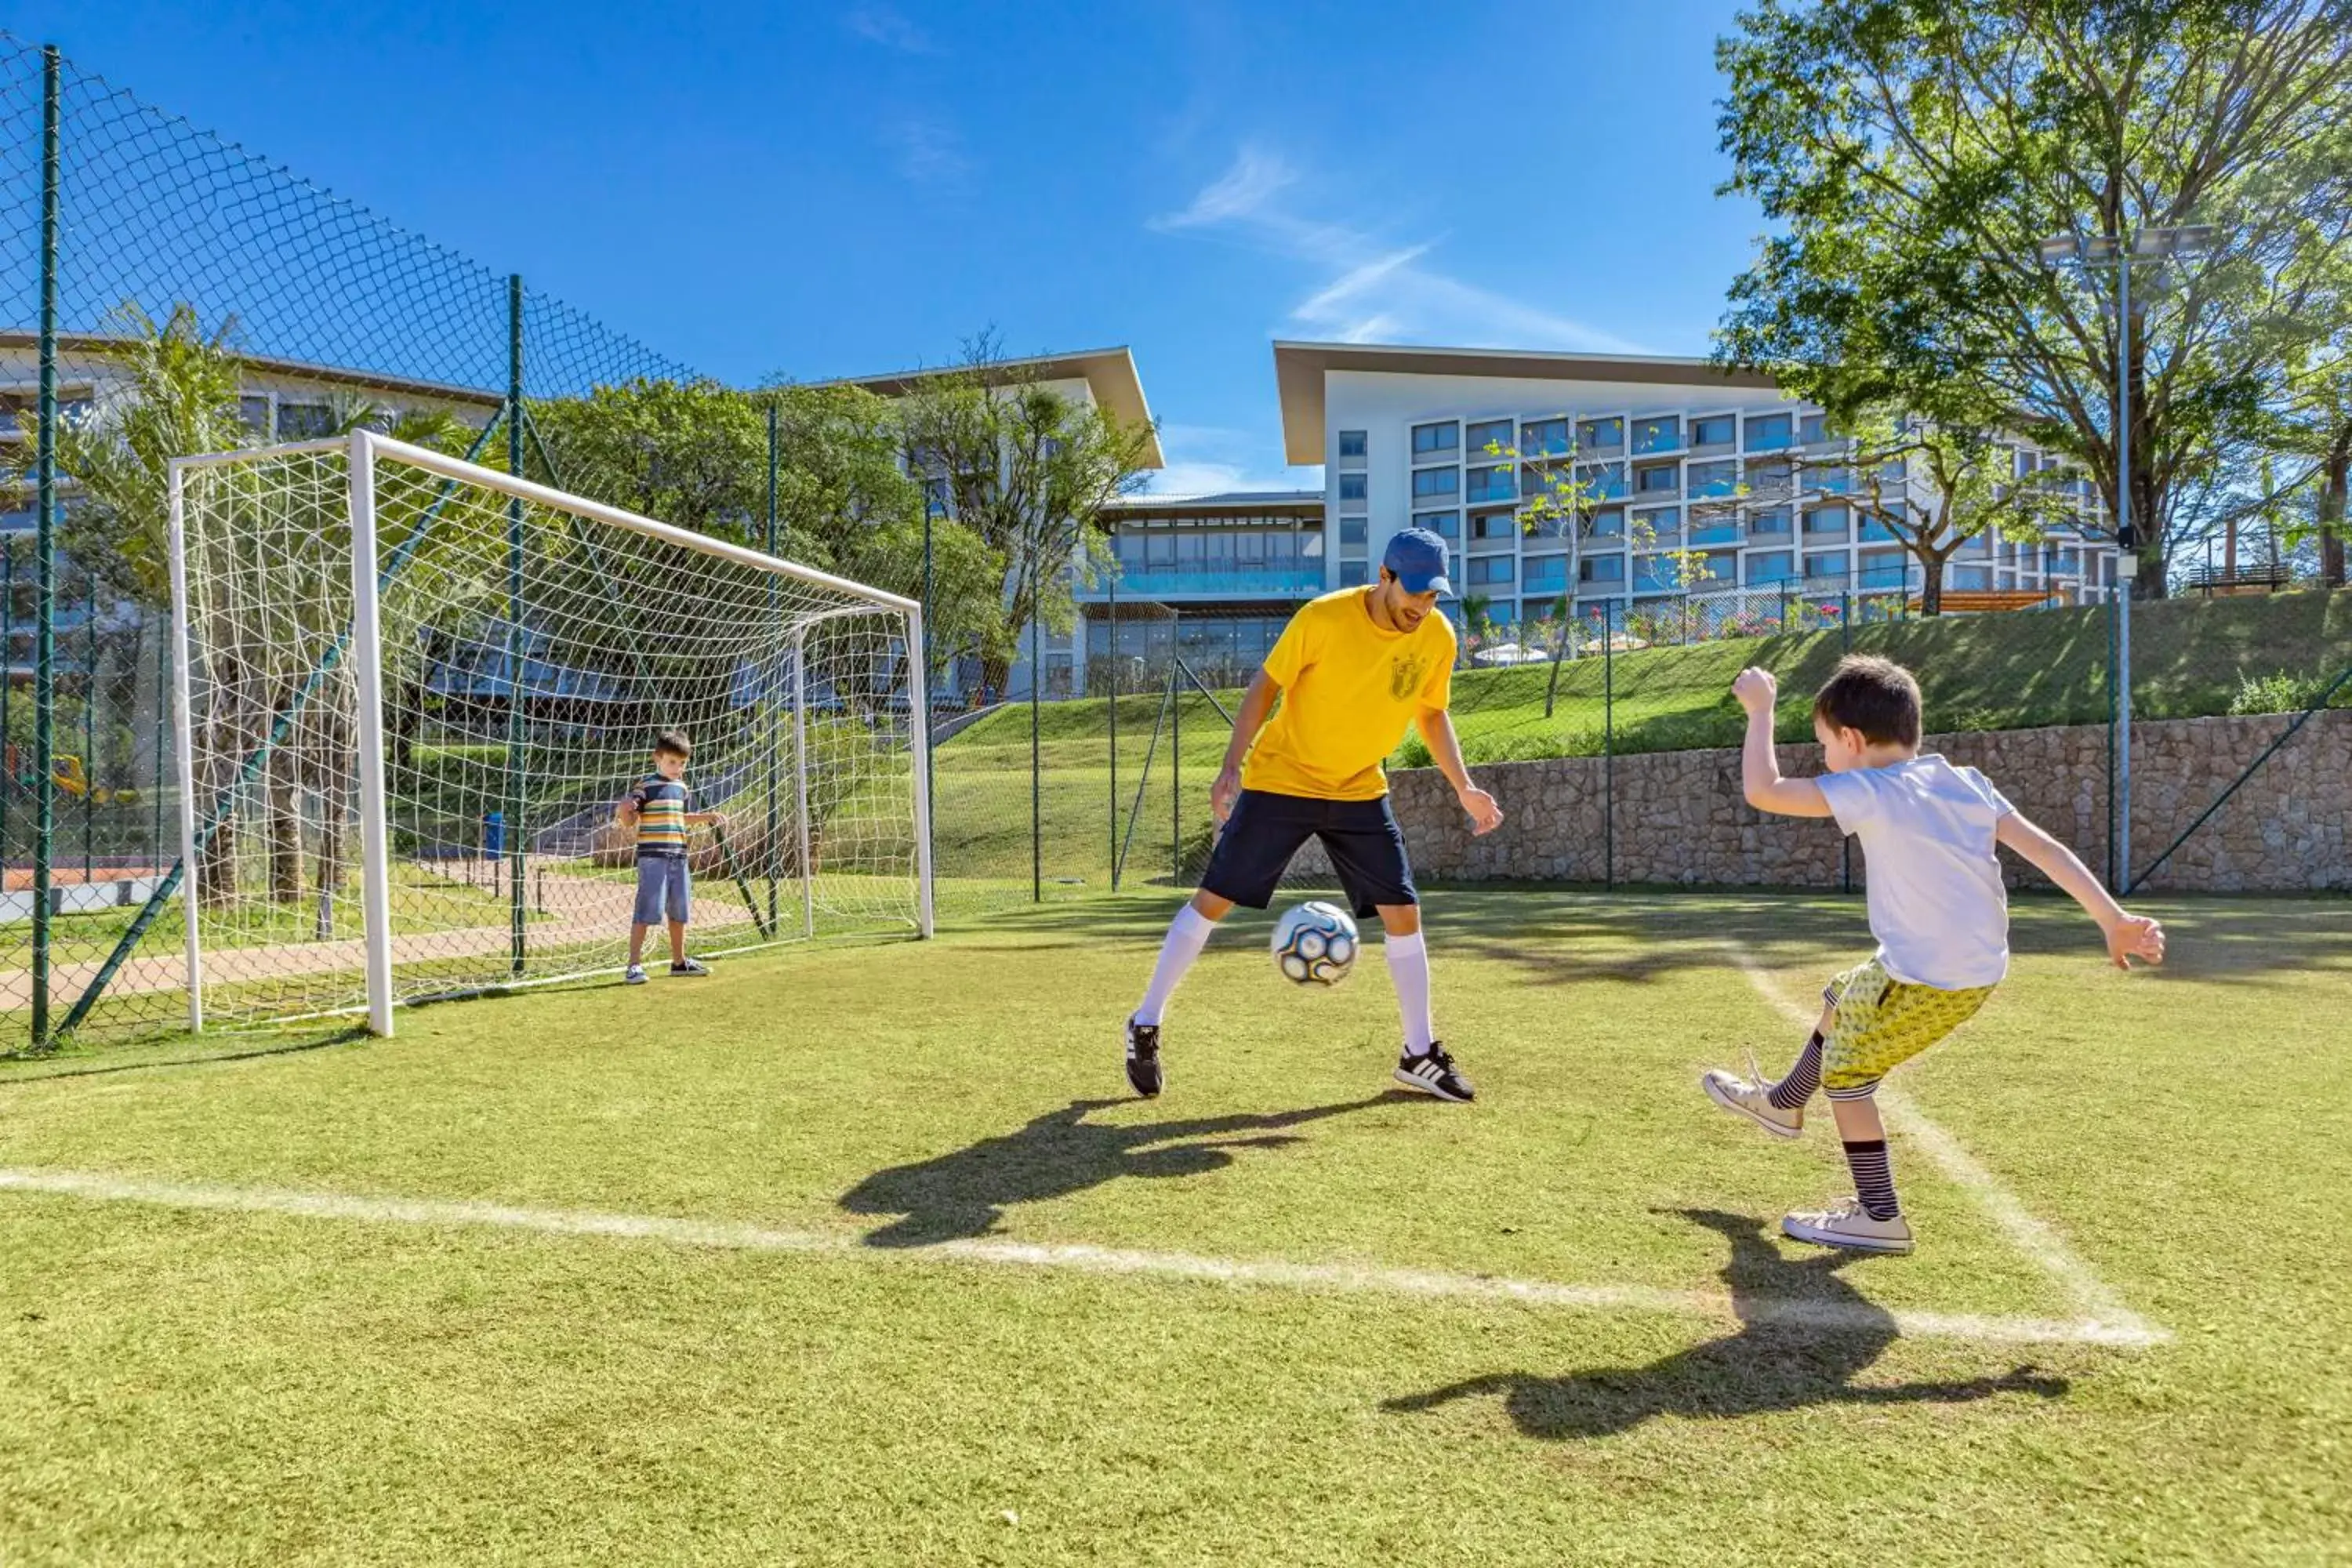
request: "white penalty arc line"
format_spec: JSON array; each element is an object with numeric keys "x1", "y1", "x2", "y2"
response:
[
  {"x1": 0, "y1": 1166, "x2": 2161, "y2": 1348},
  {"x1": 1723, "y1": 949, "x2": 2164, "y2": 1346}
]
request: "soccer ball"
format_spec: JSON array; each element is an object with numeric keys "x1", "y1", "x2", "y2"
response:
[{"x1": 1272, "y1": 901, "x2": 1359, "y2": 988}]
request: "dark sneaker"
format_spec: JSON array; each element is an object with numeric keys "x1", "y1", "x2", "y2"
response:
[
  {"x1": 1394, "y1": 1043, "x2": 1475, "y2": 1103},
  {"x1": 670, "y1": 958, "x2": 710, "y2": 977},
  {"x1": 624, "y1": 964, "x2": 648, "y2": 985},
  {"x1": 1125, "y1": 1018, "x2": 1163, "y2": 1098}
]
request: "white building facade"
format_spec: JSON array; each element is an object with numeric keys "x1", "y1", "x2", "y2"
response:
[{"x1": 1275, "y1": 342, "x2": 2119, "y2": 639}]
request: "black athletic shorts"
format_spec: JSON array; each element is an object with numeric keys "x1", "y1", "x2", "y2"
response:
[{"x1": 1199, "y1": 789, "x2": 1418, "y2": 920}]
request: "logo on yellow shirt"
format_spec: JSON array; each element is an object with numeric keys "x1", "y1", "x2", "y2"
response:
[{"x1": 1389, "y1": 652, "x2": 1432, "y2": 702}]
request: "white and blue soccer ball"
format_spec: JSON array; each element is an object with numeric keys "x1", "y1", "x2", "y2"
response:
[{"x1": 1272, "y1": 901, "x2": 1359, "y2": 988}]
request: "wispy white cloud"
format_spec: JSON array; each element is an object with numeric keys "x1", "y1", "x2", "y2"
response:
[
  {"x1": 1145, "y1": 422, "x2": 1323, "y2": 498},
  {"x1": 884, "y1": 116, "x2": 971, "y2": 184},
  {"x1": 844, "y1": 3, "x2": 937, "y2": 53},
  {"x1": 1152, "y1": 145, "x2": 1648, "y2": 354}
]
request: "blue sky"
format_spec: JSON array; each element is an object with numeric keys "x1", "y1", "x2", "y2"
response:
[{"x1": 16, "y1": 0, "x2": 1765, "y2": 494}]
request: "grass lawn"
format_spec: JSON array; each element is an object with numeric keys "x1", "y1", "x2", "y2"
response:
[
  {"x1": 947, "y1": 587, "x2": 2352, "y2": 773},
  {"x1": 2, "y1": 887, "x2": 2346, "y2": 1563}
]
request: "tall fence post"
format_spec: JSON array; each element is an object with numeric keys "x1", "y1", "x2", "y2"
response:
[
  {"x1": 32, "y1": 42, "x2": 60, "y2": 1048},
  {"x1": 1602, "y1": 599, "x2": 1615, "y2": 891},
  {"x1": 2106, "y1": 589, "x2": 2120, "y2": 889},
  {"x1": 82, "y1": 579, "x2": 96, "y2": 881},
  {"x1": 1029, "y1": 581, "x2": 1041, "y2": 905},
  {"x1": 504, "y1": 274, "x2": 526, "y2": 975},
  {"x1": 1170, "y1": 641, "x2": 1182, "y2": 888},
  {"x1": 1840, "y1": 590, "x2": 1853, "y2": 895},
  {"x1": 764, "y1": 402, "x2": 781, "y2": 933},
  {"x1": 2, "y1": 543, "x2": 13, "y2": 868},
  {"x1": 1106, "y1": 574, "x2": 1117, "y2": 890}
]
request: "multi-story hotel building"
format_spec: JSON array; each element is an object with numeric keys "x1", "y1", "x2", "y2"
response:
[{"x1": 1274, "y1": 340, "x2": 2120, "y2": 639}]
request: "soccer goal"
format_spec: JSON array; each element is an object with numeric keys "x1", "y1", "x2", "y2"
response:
[{"x1": 161, "y1": 430, "x2": 932, "y2": 1036}]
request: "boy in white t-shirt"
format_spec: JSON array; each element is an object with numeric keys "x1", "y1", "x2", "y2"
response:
[{"x1": 1701, "y1": 655, "x2": 2165, "y2": 1254}]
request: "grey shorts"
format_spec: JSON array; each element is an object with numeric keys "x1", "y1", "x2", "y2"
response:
[{"x1": 632, "y1": 857, "x2": 691, "y2": 925}]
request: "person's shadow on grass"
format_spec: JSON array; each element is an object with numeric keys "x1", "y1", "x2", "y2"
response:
[
  {"x1": 841, "y1": 1094, "x2": 1400, "y2": 1247},
  {"x1": 1384, "y1": 1208, "x2": 2068, "y2": 1439}
]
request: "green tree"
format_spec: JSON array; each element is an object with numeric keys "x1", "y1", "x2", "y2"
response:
[
  {"x1": 765, "y1": 383, "x2": 1004, "y2": 684},
  {"x1": 899, "y1": 334, "x2": 1156, "y2": 699},
  {"x1": 527, "y1": 377, "x2": 767, "y2": 539},
  {"x1": 1714, "y1": 0, "x2": 2352, "y2": 597}
]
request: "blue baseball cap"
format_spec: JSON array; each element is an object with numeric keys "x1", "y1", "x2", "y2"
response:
[{"x1": 1382, "y1": 527, "x2": 1452, "y2": 595}]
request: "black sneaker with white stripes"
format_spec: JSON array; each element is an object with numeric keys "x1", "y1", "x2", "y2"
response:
[
  {"x1": 1393, "y1": 1043, "x2": 1475, "y2": 1103},
  {"x1": 1125, "y1": 1018, "x2": 1163, "y2": 1098}
]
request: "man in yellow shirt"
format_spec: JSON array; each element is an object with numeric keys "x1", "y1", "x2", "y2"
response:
[{"x1": 1126, "y1": 528, "x2": 1504, "y2": 1102}]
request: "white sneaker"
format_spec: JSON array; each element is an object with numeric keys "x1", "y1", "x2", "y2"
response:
[
  {"x1": 1700, "y1": 1069, "x2": 1803, "y2": 1138},
  {"x1": 1783, "y1": 1198, "x2": 1914, "y2": 1254},
  {"x1": 624, "y1": 964, "x2": 648, "y2": 985}
]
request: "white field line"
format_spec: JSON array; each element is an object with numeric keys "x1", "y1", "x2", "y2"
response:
[
  {"x1": 0, "y1": 1165, "x2": 2161, "y2": 1348},
  {"x1": 1723, "y1": 949, "x2": 2164, "y2": 1346}
]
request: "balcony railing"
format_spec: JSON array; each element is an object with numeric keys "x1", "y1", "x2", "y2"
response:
[{"x1": 1087, "y1": 566, "x2": 1326, "y2": 600}]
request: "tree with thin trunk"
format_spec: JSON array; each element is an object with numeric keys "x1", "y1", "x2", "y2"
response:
[{"x1": 898, "y1": 333, "x2": 1156, "y2": 702}]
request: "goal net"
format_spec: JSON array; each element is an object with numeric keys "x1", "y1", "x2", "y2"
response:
[{"x1": 164, "y1": 430, "x2": 931, "y2": 1034}]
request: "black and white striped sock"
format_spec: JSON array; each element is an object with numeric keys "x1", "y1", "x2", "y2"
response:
[
  {"x1": 1842, "y1": 1138, "x2": 1900, "y2": 1221},
  {"x1": 1768, "y1": 1032, "x2": 1824, "y2": 1111}
]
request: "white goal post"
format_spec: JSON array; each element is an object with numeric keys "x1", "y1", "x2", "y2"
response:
[{"x1": 166, "y1": 429, "x2": 934, "y2": 1037}]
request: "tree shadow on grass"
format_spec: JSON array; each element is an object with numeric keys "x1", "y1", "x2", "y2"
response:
[
  {"x1": 1383, "y1": 1208, "x2": 2068, "y2": 1440},
  {"x1": 840, "y1": 1093, "x2": 1403, "y2": 1247}
]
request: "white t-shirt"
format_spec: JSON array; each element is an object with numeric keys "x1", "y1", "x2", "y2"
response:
[{"x1": 1816, "y1": 754, "x2": 2015, "y2": 989}]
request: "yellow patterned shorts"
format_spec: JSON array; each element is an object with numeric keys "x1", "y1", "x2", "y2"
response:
[{"x1": 1819, "y1": 956, "x2": 1994, "y2": 1099}]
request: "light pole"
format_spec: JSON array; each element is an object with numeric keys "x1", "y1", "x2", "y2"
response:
[{"x1": 2034, "y1": 223, "x2": 2216, "y2": 892}]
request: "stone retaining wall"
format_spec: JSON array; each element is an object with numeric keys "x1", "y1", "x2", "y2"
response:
[{"x1": 1361, "y1": 708, "x2": 2350, "y2": 894}]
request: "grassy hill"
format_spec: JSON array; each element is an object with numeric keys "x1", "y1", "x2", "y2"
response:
[{"x1": 927, "y1": 590, "x2": 2351, "y2": 895}]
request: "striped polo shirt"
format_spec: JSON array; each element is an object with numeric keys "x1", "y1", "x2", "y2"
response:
[{"x1": 630, "y1": 775, "x2": 692, "y2": 861}]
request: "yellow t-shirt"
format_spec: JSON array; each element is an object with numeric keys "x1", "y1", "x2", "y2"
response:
[{"x1": 1240, "y1": 586, "x2": 1457, "y2": 800}]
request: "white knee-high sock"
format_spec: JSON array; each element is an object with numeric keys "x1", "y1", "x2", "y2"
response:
[
  {"x1": 1134, "y1": 905, "x2": 1217, "y2": 1026},
  {"x1": 1385, "y1": 929, "x2": 1436, "y2": 1053}
]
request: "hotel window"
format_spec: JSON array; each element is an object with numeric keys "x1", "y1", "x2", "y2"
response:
[
  {"x1": 1689, "y1": 512, "x2": 1740, "y2": 546},
  {"x1": 1584, "y1": 507, "x2": 1625, "y2": 539},
  {"x1": 1337, "y1": 429, "x2": 1367, "y2": 458},
  {"x1": 1339, "y1": 517, "x2": 1368, "y2": 546},
  {"x1": 1577, "y1": 461, "x2": 1628, "y2": 499},
  {"x1": 1467, "y1": 418, "x2": 1513, "y2": 457},
  {"x1": 1523, "y1": 554, "x2": 1569, "y2": 592},
  {"x1": 1412, "y1": 467, "x2": 1459, "y2": 499},
  {"x1": 1341, "y1": 561, "x2": 1370, "y2": 587},
  {"x1": 1412, "y1": 421, "x2": 1459, "y2": 458},
  {"x1": 1798, "y1": 412, "x2": 1831, "y2": 444},
  {"x1": 1634, "y1": 462, "x2": 1679, "y2": 495},
  {"x1": 1688, "y1": 459, "x2": 1738, "y2": 498},
  {"x1": 1744, "y1": 412, "x2": 1793, "y2": 452},
  {"x1": 1748, "y1": 506, "x2": 1791, "y2": 538},
  {"x1": 1465, "y1": 465, "x2": 1515, "y2": 503},
  {"x1": 1468, "y1": 555, "x2": 1515, "y2": 586},
  {"x1": 1578, "y1": 416, "x2": 1624, "y2": 450},
  {"x1": 1634, "y1": 506, "x2": 1680, "y2": 542},
  {"x1": 1470, "y1": 509, "x2": 1517, "y2": 542},
  {"x1": 1746, "y1": 550, "x2": 1795, "y2": 585},
  {"x1": 1578, "y1": 554, "x2": 1625, "y2": 584},
  {"x1": 1859, "y1": 550, "x2": 1907, "y2": 588},
  {"x1": 1634, "y1": 556, "x2": 1677, "y2": 592},
  {"x1": 1414, "y1": 510, "x2": 1460, "y2": 539},
  {"x1": 277, "y1": 401, "x2": 335, "y2": 439},
  {"x1": 1952, "y1": 566, "x2": 1994, "y2": 591},
  {"x1": 1338, "y1": 472, "x2": 1368, "y2": 503},
  {"x1": 1632, "y1": 416, "x2": 1681, "y2": 454},
  {"x1": 1858, "y1": 512, "x2": 1898, "y2": 543},
  {"x1": 1145, "y1": 534, "x2": 1175, "y2": 568},
  {"x1": 1803, "y1": 505, "x2": 1849, "y2": 537},
  {"x1": 1520, "y1": 417, "x2": 1570, "y2": 458},
  {"x1": 1804, "y1": 552, "x2": 1848, "y2": 580},
  {"x1": 1691, "y1": 414, "x2": 1736, "y2": 448}
]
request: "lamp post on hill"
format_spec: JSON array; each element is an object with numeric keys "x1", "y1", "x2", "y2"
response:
[{"x1": 2034, "y1": 223, "x2": 2217, "y2": 892}]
